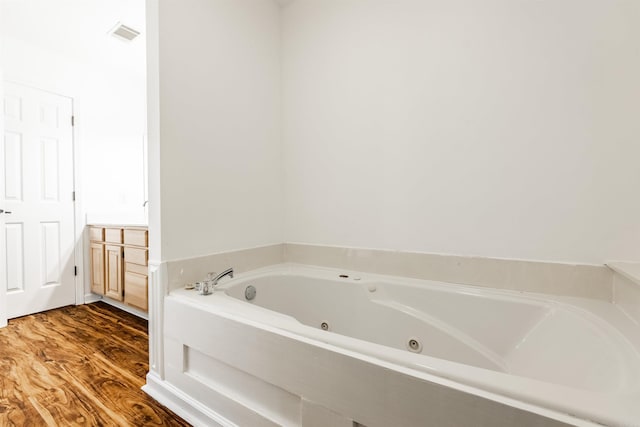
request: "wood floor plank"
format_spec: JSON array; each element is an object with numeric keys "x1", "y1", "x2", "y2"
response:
[
  {"x1": 0, "y1": 302, "x2": 190, "y2": 426},
  {"x1": 28, "y1": 383, "x2": 119, "y2": 427}
]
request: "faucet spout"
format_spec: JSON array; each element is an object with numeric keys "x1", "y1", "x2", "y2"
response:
[{"x1": 210, "y1": 268, "x2": 234, "y2": 287}]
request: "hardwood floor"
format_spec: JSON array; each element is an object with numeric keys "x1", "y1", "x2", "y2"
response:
[{"x1": 0, "y1": 302, "x2": 190, "y2": 426}]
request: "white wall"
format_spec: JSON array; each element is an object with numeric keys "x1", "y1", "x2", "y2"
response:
[
  {"x1": 1, "y1": 0, "x2": 147, "y2": 222},
  {"x1": 282, "y1": 0, "x2": 640, "y2": 265},
  {"x1": 155, "y1": 0, "x2": 283, "y2": 261}
]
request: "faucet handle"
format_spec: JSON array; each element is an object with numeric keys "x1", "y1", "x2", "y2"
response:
[
  {"x1": 197, "y1": 281, "x2": 212, "y2": 295},
  {"x1": 206, "y1": 272, "x2": 216, "y2": 281}
]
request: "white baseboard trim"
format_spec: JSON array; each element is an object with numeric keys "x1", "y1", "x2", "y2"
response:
[
  {"x1": 143, "y1": 373, "x2": 233, "y2": 427},
  {"x1": 83, "y1": 293, "x2": 102, "y2": 304},
  {"x1": 90, "y1": 296, "x2": 149, "y2": 321}
]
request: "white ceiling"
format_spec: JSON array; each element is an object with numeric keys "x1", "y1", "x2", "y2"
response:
[{"x1": 0, "y1": 0, "x2": 146, "y2": 76}]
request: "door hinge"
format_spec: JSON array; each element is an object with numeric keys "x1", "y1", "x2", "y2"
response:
[
  {"x1": 72, "y1": 191, "x2": 76, "y2": 201},
  {"x1": 71, "y1": 115, "x2": 75, "y2": 126},
  {"x1": 74, "y1": 266, "x2": 78, "y2": 276}
]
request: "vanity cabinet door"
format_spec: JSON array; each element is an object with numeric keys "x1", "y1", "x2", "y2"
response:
[
  {"x1": 90, "y1": 242, "x2": 105, "y2": 295},
  {"x1": 105, "y1": 244, "x2": 124, "y2": 301}
]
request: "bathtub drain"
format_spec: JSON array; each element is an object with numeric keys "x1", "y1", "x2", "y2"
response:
[{"x1": 407, "y1": 338, "x2": 422, "y2": 353}]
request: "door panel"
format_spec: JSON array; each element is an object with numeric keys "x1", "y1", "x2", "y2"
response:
[
  {"x1": 4, "y1": 131, "x2": 22, "y2": 201},
  {"x1": 41, "y1": 222, "x2": 61, "y2": 286},
  {"x1": 41, "y1": 138, "x2": 60, "y2": 201},
  {"x1": 2, "y1": 82, "x2": 76, "y2": 318},
  {"x1": 5, "y1": 223, "x2": 24, "y2": 292},
  {"x1": 3, "y1": 94, "x2": 22, "y2": 120}
]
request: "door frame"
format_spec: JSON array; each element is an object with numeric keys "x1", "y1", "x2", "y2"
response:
[
  {"x1": 0, "y1": 80, "x2": 84, "y2": 327},
  {"x1": 0, "y1": 75, "x2": 6, "y2": 327}
]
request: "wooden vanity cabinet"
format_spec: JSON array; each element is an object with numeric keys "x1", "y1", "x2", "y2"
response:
[{"x1": 89, "y1": 225, "x2": 148, "y2": 312}]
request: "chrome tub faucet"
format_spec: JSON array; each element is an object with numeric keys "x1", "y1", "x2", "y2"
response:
[{"x1": 198, "y1": 268, "x2": 234, "y2": 295}]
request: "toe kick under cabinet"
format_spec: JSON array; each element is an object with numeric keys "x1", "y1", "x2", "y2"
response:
[{"x1": 89, "y1": 225, "x2": 149, "y2": 312}]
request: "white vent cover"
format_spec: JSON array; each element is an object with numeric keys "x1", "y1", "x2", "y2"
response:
[{"x1": 108, "y1": 22, "x2": 140, "y2": 42}]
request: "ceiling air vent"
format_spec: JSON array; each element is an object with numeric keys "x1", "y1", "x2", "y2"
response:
[{"x1": 108, "y1": 22, "x2": 140, "y2": 42}]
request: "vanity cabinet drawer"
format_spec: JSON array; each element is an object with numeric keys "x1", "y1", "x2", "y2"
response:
[
  {"x1": 124, "y1": 272, "x2": 148, "y2": 311},
  {"x1": 124, "y1": 228, "x2": 148, "y2": 247},
  {"x1": 125, "y1": 247, "x2": 148, "y2": 266},
  {"x1": 89, "y1": 227, "x2": 104, "y2": 242},
  {"x1": 125, "y1": 262, "x2": 148, "y2": 276},
  {"x1": 105, "y1": 228, "x2": 123, "y2": 244}
]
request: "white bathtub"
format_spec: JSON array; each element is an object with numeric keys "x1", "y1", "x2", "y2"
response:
[{"x1": 163, "y1": 264, "x2": 640, "y2": 426}]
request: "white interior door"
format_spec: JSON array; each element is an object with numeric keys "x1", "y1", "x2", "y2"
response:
[{"x1": 2, "y1": 82, "x2": 76, "y2": 318}]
